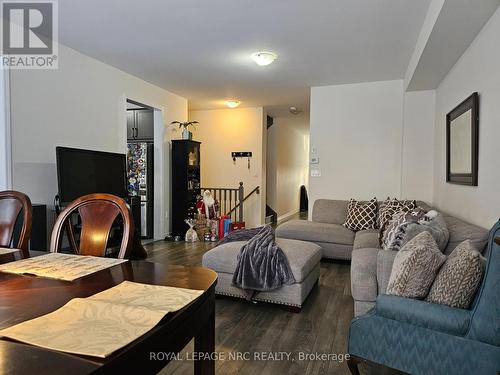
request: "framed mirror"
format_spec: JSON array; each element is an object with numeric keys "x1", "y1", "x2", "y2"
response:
[{"x1": 446, "y1": 92, "x2": 479, "y2": 186}]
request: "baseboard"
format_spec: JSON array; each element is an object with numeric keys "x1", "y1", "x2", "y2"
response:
[{"x1": 277, "y1": 210, "x2": 299, "y2": 222}]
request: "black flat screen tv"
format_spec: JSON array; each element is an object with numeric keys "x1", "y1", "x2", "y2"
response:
[{"x1": 56, "y1": 146, "x2": 128, "y2": 204}]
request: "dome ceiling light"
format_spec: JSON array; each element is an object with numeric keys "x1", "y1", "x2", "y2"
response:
[
  {"x1": 251, "y1": 51, "x2": 277, "y2": 66},
  {"x1": 225, "y1": 100, "x2": 241, "y2": 108}
]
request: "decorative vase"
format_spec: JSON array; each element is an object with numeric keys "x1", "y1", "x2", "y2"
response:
[{"x1": 182, "y1": 128, "x2": 192, "y2": 140}]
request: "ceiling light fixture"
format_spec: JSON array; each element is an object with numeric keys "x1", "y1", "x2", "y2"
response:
[
  {"x1": 251, "y1": 51, "x2": 277, "y2": 66},
  {"x1": 225, "y1": 100, "x2": 241, "y2": 108}
]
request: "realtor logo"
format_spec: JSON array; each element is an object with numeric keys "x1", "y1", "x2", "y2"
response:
[{"x1": 1, "y1": 0, "x2": 58, "y2": 69}]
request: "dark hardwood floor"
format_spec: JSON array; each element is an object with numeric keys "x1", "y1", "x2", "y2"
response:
[{"x1": 144, "y1": 217, "x2": 402, "y2": 375}]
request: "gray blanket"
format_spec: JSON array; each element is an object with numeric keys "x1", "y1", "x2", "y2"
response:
[{"x1": 219, "y1": 226, "x2": 296, "y2": 296}]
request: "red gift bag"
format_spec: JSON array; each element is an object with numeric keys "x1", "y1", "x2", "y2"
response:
[{"x1": 218, "y1": 215, "x2": 230, "y2": 239}]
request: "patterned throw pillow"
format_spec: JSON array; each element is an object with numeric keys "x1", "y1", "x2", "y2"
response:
[
  {"x1": 426, "y1": 240, "x2": 486, "y2": 308},
  {"x1": 343, "y1": 198, "x2": 377, "y2": 231},
  {"x1": 386, "y1": 231, "x2": 446, "y2": 299},
  {"x1": 381, "y1": 207, "x2": 427, "y2": 251},
  {"x1": 377, "y1": 198, "x2": 417, "y2": 230}
]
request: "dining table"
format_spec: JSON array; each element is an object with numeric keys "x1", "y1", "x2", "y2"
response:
[{"x1": 0, "y1": 251, "x2": 218, "y2": 375}]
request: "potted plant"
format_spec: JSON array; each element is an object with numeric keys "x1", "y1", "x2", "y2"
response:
[{"x1": 170, "y1": 121, "x2": 199, "y2": 140}]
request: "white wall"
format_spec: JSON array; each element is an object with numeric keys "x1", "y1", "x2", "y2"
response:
[
  {"x1": 401, "y1": 90, "x2": 435, "y2": 203},
  {"x1": 9, "y1": 43, "x2": 188, "y2": 238},
  {"x1": 266, "y1": 115, "x2": 309, "y2": 220},
  {"x1": 433, "y1": 6, "x2": 500, "y2": 229},
  {"x1": 188, "y1": 107, "x2": 266, "y2": 228},
  {"x1": 309, "y1": 80, "x2": 405, "y2": 213}
]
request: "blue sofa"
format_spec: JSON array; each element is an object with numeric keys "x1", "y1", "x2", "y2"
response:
[{"x1": 347, "y1": 220, "x2": 500, "y2": 375}]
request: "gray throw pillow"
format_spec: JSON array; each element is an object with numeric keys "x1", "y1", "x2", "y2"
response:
[
  {"x1": 386, "y1": 231, "x2": 446, "y2": 299},
  {"x1": 426, "y1": 240, "x2": 486, "y2": 309},
  {"x1": 402, "y1": 211, "x2": 450, "y2": 251}
]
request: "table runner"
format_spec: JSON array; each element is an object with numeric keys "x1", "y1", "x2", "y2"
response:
[
  {"x1": 0, "y1": 253, "x2": 127, "y2": 281},
  {"x1": 0, "y1": 281, "x2": 204, "y2": 358}
]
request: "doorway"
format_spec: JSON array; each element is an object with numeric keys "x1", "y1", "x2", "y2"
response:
[
  {"x1": 126, "y1": 99, "x2": 155, "y2": 240},
  {"x1": 265, "y1": 111, "x2": 310, "y2": 224}
]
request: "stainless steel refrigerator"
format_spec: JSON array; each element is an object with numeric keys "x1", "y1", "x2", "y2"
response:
[{"x1": 127, "y1": 142, "x2": 154, "y2": 238}]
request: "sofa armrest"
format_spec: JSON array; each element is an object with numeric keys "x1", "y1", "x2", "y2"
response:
[
  {"x1": 351, "y1": 248, "x2": 379, "y2": 303},
  {"x1": 376, "y1": 294, "x2": 471, "y2": 336},
  {"x1": 376, "y1": 249, "x2": 397, "y2": 294}
]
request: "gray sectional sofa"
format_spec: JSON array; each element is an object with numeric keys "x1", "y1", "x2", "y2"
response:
[{"x1": 276, "y1": 199, "x2": 490, "y2": 316}]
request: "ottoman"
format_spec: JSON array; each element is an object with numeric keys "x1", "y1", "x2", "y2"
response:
[{"x1": 202, "y1": 238, "x2": 322, "y2": 309}]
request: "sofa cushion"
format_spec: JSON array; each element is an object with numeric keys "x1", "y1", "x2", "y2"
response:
[
  {"x1": 443, "y1": 215, "x2": 488, "y2": 254},
  {"x1": 276, "y1": 220, "x2": 355, "y2": 245},
  {"x1": 353, "y1": 229, "x2": 380, "y2": 250},
  {"x1": 386, "y1": 232, "x2": 446, "y2": 299},
  {"x1": 202, "y1": 238, "x2": 322, "y2": 283},
  {"x1": 312, "y1": 199, "x2": 349, "y2": 225},
  {"x1": 343, "y1": 198, "x2": 378, "y2": 231},
  {"x1": 426, "y1": 240, "x2": 486, "y2": 309}
]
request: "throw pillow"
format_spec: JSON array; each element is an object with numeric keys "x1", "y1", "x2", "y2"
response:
[
  {"x1": 402, "y1": 211, "x2": 450, "y2": 251},
  {"x1": 426, "y1": 240, "x2": 486, "y2": 308},
  {"x1": 381, "y1": 207, "x2": 428, "y2": 251},
  {"x1": 377, "y1": 198, "x2": 417, "y2": 230},
  {"x1": 343, "y1": 198, "x2": 377, "y2": 231},
  {"x1": 386, "y1": 231, "x2": 446, "y2": 299}
]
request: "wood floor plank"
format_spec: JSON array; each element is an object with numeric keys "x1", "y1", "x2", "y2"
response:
[{"x1": 148, "y1": 233, "x2": 402, "y2": 375}]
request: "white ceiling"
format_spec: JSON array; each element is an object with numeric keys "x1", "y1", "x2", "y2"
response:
[{"x1": 59, "y1": 0, "x2": 432, "y2": 115}]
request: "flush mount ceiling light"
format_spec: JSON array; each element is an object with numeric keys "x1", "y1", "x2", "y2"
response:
[
  {"x1": 225, "y1": 100, "x2": 241, "y2": 108},
  {"x1": 251, "y1": 51, "x2": 277, "y2": 66}
]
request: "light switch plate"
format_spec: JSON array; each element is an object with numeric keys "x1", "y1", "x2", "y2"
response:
[
  {"x1": 310, "y1": 156, "x2": 319, "y2": 164},
  {"x1": 311, "y1": 169, "x2": 321, "y2": 177}
]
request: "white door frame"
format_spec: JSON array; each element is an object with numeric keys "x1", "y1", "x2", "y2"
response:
[{"x1": 0, "y1": 69, "x2": 12, "y2": 190}]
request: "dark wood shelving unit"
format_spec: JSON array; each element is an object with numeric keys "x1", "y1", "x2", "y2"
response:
[{"x1": 171, "y1": 140, "x2": 201, "y2": 236}]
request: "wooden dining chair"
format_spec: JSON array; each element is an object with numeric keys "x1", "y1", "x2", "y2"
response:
[
  {"x1": 50, "y1": 193, "x2": 134, "y2": 259},
  {"x1": 0, "y1": 190, "x2": 32, "y2": 259}
]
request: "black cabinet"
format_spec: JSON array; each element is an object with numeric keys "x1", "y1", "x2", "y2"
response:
[
  {"x1": 127, "y1": 109, "x2": 154, "y2": 141},
  {"x1": 171, "y1": 140, "x2": 201, "y2": 236}
]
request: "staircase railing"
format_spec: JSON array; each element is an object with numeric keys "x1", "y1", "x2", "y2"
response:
[
  {"x1": 200, "y1": 182, "x2": 260, "y2": 222},
  {"x1": 226, "y1": 186, "x2": 260, "y2": 222},
  {"x1": 201, "y1": 182, "x2": 243, "y2": 222}
]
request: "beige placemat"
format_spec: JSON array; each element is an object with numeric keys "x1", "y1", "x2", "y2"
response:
[
  {"x1": 0, "y1": 247, "x2": 20, "y2": 256},
  {"x1": 0, "y1": 281, "x2": 204, "y2": 358},
  {"x1": 0, "y1": 253, "x2": 127, "y2": 281}
]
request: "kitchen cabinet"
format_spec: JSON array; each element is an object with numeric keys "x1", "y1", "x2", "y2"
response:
[{"x1": 127, "y1": 109, "x2": 154, "y2": 141}]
